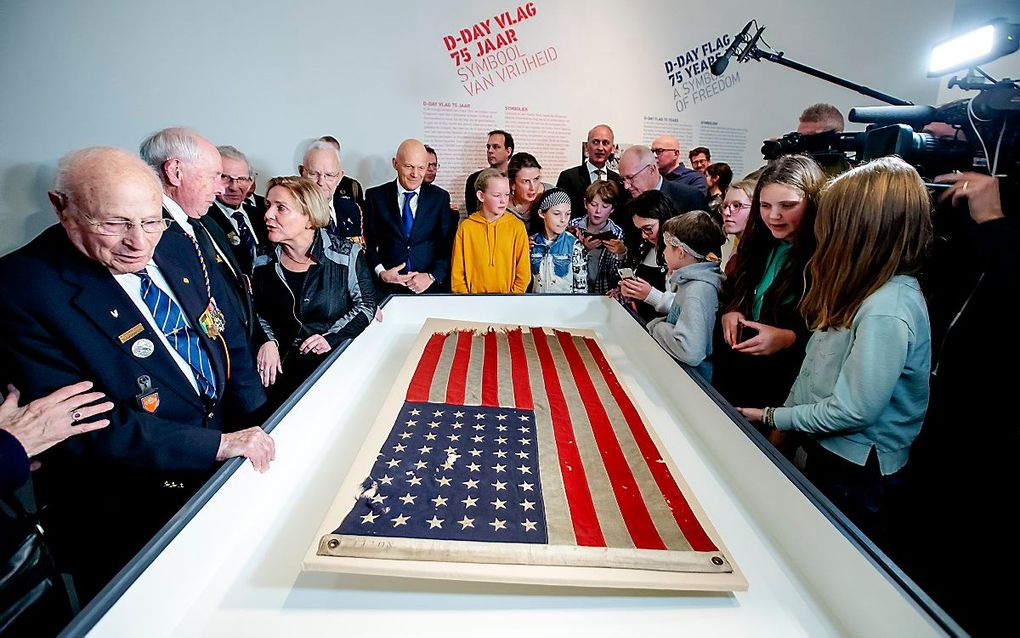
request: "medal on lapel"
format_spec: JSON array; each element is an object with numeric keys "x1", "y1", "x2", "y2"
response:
[
  {"x1": 198, "y1": 296, "x2": 227, "y2": 339},
  {"x1": 227, "y1": 231, "x2": 240, "y2": 246},
  {"x1": 131, "y1": 338, "x2": 155, "y2": 358},
  {"x1": 135, "y1": 375, "x2": 160, "y2": 413}
]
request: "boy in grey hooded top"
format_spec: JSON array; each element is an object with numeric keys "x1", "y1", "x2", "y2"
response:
[{"x1": 646, "y1": 211, "x2": 726, "y2": 380}]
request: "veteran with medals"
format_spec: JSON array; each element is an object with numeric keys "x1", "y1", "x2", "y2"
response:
[{"x1": 0, "y1": 147, "x2": 274, "y2": 604}]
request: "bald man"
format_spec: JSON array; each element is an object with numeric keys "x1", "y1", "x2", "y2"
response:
[
  {"x1": 363, "y1": 139, "x2": 455, "y2": 295},
  {"x1": 0, "y1": 147, "x2": 272, "y2": 602},
  {"x1": 651, "y1": 134, "x2": 708, "y2": 193},
  {"x1": 557, "y1": 124, "x2": 627, "y2": 218}
]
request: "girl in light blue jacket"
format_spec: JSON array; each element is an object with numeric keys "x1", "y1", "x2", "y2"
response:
[{"x1": 738, "y1": 156, "x2": 932, "y2": 543}]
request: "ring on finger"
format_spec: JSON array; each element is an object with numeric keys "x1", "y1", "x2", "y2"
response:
[
  {"x1": 71, "y1": 410, "x2": 82, "y2": 422},
  {"x1": 962, "y1": 181, "x2": 969, "y2": 191}
]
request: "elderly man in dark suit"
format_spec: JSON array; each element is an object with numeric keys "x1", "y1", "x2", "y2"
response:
[
  {"x1": 140, "y1": 127, "x2": 256, "y2": 339},
  {"x1": 617, "y1": 144, "x2": 709, "y2": 216},
  {"x1": 205, "y1": 145, "x2": 269, "y2": 275},
  {"x1": 556, "y1": 124, "x2": 627, "y2": 219},
  {"x1": 0, "y1": 147, "x2": 274, "y2": 603},
  {"x1": 299, "y1": 140, "x2": 364, "y2": 241},
  {"x1": 363, "y1": 139, "x2": 456, "y2": 296}
]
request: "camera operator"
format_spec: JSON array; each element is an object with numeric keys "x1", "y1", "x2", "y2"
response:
[
  {"x1": 896, "y1": 169, "x2": 1018, "y2": 635},
  {"x1": 796, "y1": 103, "x2": 845, "y2": 135}
]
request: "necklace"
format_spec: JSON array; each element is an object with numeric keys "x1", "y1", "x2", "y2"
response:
[{"x1": 283, "y1": 248, "x2": 313, "y2": 265}]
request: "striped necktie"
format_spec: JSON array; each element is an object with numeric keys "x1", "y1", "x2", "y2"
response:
[
  {"x1": 231, "y1": 210, "x2": 258, "y2": 259},
  {"x1": 136, "y1": 270, "x2": 217, "y2": 399}
]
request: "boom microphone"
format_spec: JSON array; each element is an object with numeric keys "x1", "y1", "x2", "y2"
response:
[
  {"x1": 848, "y1": 105, "x2": 938, "y2": 126},
  {"x1": 711, "y1": 20, "x2": 754, "y2": 76}
]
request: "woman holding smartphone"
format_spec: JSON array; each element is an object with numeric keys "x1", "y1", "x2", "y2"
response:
[
  {"x1": 612, "y1": 191, "x2": 681, "y2": 323},
  {"x1": 712, "y1": 155, "x2": 825, "y2": 415}
]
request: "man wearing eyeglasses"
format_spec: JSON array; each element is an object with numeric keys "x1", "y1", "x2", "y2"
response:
[
  {"x1": 617, "y1": 145, "x2": 708, "y2": 215},
  {"x1": 0, "y1": 146, "x2": 272, "y2": 603},
  {"x1": 300, "y1": 140, "x2": 364, "y2": 241},
  {"x1": 651, "y1": 135, "x2": 708, "y2": 194},
  {"x1": 206, "y1": 145, "x2": 268, "y2": 275}
]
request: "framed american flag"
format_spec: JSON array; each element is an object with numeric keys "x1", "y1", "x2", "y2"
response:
[{"x1": 303, "y1": 318, "x2": 746, "y2": 592}]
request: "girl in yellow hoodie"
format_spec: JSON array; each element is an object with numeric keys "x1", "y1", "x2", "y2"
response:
[{"x1": 451, "y1": 168, "x2": 532, "y2": 293}]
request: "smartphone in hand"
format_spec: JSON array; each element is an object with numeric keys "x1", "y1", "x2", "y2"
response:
[
  {"x1": 617, "y1": 267, "x2": 636, "y2": 280},
  {"x1": 736, "y1": 322, "x2": 759, "y2": 344}
]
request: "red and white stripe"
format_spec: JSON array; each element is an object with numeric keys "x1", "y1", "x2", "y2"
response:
[{"x1": 405, "y1": 328, "x2": 717, "y2": 553}]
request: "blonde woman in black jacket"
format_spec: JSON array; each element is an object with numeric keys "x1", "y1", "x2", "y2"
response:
[{"x1": 253, "y1": 176, "x2": 375, "y2": 405}]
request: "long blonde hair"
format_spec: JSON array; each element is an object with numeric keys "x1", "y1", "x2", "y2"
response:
[{"x1": 800, "y1": 156, "x2": 932, "y2": 330}]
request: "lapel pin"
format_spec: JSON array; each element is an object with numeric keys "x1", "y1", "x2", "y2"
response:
[
  {"x1": 118, "y1": 323, "x2": 145, "y2": 344},
  {"x1": 183, "y1": 277, "x2": 190, "y2": 284},
  {"x1": 131, "y1": 338, "x2": 155, "y2": 359},
  {"x1": 110, "y1": 309, "x2": 119, "y2": 318}
]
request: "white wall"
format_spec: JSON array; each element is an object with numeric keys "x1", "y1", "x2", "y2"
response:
[{"x1": 0, "y1": 0, "x2": 963, "y2": 256}]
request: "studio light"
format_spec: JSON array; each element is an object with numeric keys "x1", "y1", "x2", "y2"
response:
[{"x1": 927, "y1": 18, "x2": 1020, "y2": 76}]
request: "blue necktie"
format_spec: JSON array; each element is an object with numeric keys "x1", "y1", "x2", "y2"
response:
[
  {"x1": 136, "y1": 270, "x2": 217, "y2": 400},
  {"x1": 231, "y1": 211, "x2": 257, "y2": 260},
  {"x1": 402, "y1": 191, "x2": 416, "y2": 270}
]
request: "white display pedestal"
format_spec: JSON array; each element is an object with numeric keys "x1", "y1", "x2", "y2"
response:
[{"x1": 77, "y1": 296, "x2": 952, "y2": 637}]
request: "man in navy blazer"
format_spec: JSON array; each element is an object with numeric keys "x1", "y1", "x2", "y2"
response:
[
  {"x1": 618, "y1": 144, "x2": 708, "y2": 215},
  {"x1": 206, "y1": 145, "x2": 269, "y2": 275},
  {"x1": 141, "y1": 128, "x2": 258, "y2": 340},
  {"x1": 556, "y1": 124, "x2": 628, "y2": 220},
  {"x1": 363, "y1": 139, "x2": 456, "y2": 296},
  {"x1": 0, "y1": 147, "x2": 274, "y2": 602}
]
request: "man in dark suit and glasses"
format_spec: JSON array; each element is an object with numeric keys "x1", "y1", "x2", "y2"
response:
[
  {"x1": 205, "y1": 145, "x2": 268, "y2": 275},
  {"x1": 617, "y1": 144, "x2": 708, "y2": 216},
  {"x1": 299, "y1": 140, "x2": 364, "y2": 241},
  {"x1": 0, "y1": 147, "x2": 273, "y2": 603},
  {"x1": 363, "y1": 139, "x2": 456, "y2": 296},
  {"x1": 556, "y1": 124, "x2": 627, "y2": 219}
]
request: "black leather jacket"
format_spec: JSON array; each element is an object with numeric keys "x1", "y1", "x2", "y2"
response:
[{"x1": 252, "y1": 229, "x2": 376, "y2": 352}]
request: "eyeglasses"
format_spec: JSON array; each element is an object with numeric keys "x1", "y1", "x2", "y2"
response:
[
  {"x1": 84, "y1": 216, "x2": 172, "y2": 235},
  {"x1": 722, "y1": 202, "x2": 751, "y2": 212},
  {"x1": 621, "y1": 163, "x2": 654, "y2": 184},
  {"x1": 303, "y1": 170, "x2": 339, "y2": 180},
  {"x1": 650, "y1": 148, "x2": 679, "y2": 156},
  {"x1": 637, "y1": 222, "x2": 659, "y2": 237},
  {"x1": 223, "y1": 175, "x2": 253, "y2": 186}
]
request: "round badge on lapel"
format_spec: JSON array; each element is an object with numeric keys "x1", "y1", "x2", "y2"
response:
[{"x1": 131, "y1": 338, "x2": 155, "y2": 358}]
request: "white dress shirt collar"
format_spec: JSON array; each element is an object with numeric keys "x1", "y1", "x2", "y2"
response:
[{"x1": 163, "y1": 194, "x2": 194, "y2": 236}]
